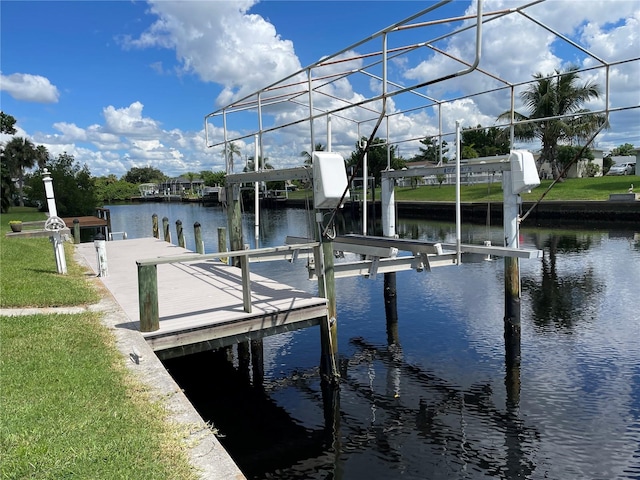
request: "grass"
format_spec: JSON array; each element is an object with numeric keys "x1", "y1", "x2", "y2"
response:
[
  {"x1": 289, "y1": 175, "x2": 639, "y2": 202},
  {"x1": 0, "y1": 312, "x2": 197, "y2": 479},
  {"x1": 1, "y1": 209, "x2": 100, "y2": 308},
  {"x1": 1, "y1": 207, "x2": 198, "y2": 479}
]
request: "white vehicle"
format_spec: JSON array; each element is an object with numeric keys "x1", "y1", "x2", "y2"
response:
[{"x1": 608, "y1": 162, "x2": 636, "y2": 175}]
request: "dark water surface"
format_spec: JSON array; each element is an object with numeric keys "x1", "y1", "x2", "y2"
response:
[{"x1": 107, "y1": 203, "x2": 640, "y2": 479}]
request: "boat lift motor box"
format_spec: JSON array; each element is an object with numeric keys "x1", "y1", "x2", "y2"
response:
[
  {"x1": 509, "y1": 150, "x2": 540, "y2": 195},
  {"x1": 313, "y1": 151, "x2": 350, "y2": 209}
]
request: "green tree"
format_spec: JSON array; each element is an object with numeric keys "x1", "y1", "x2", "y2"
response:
[
  {"x1": 498, "y1": 66, "x2": 605, "y2": 179},
  {"x1": 1, "y1": 111, "x2": 17, "y2": 135},
  {"x1": 222, "y1": 142, "x2": 242, "y2": 173},
  {"x1": 411, "y1": 137, "x2": 448, "y2": 164},
  {"x1": 3, "y1": 137, "x2": 44, "y2": 207},
  {"x1": 609, "y1": 143, "x2": 635, "y2": 157},
  {"x1": 461, "y1": 125, "x2": 510, "y2": 158},
  {"x1": 94, "y1": 175, "x2": 138, "y2": 203},
  {"x1": 184, "y1": 172, "x2": 200, "y2": 194},
  {"x1": 556, "y1": 145, "x2": 594, "y2": 177},
  {"x1": 122, "y1": 166, "x2": 166, "y2": 185},
  {"x1": 348, "y1": 137, "x2": 406, "y2": 186},
  {"x1": 244, "y1": 155, "x2": 273, "y2": 172},
  {"x1": 26, "y1": 153, "x2": 98, "y2": 216},
  {"x1": 300, "y1": 143, "x2": 325, "y2": 165},
  {"x1": 200, "y1": 170, "x2": 226, "y2": 187},
  {"x1": 0, "y1": 112, "x2": 17, "y2": 212}
]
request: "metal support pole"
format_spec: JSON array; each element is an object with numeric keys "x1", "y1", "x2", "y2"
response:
[
  {"x1": 455, "y1": 121, "x2": 462, "y2": 265},
  {"x1": 254, "y1": 134, "x2": 260, "y2": 248}
]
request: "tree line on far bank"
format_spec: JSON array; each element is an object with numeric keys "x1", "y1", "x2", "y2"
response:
[{"x1": 1, "y1": 66, "x2": 636, "y2": 216}]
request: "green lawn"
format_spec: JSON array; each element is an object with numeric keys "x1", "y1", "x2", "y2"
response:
[
  {"x1": 289, "y1": 175, "x2": 639, "y2": 202},
  {"x1": 1, "y1": 207, "x2": 198, "y2": 479}
]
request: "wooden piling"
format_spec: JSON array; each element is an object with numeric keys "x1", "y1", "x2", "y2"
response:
[
  {"x1": 162, "y1": 217, "x2": 170, "y2": 243},
  {"x1": 152, "y1": 213, "x2": 159, "y2": 239},
  {"x1": 227, "y1": 185, "x2": 243, "y2": 267},
  {"x1": 73, "y1": 218, "x2": 80, "y2": 244},
  {"x1": 504, "y1": 256, "x2": 521, "y2": 365},
  {"x1": 176, "y1": 220, "x2": 185, "y2": 248},
  {"x1": 217, "y1": 227, "x2": 227, "y2": 264},
  {"x1": 315, "y1": 242, "x2": 339, "y2": 381},
  {"x1": 384, "y1": 272, "x2": 399, "y2": 346},
  {"x1": 137, "y1": 263, "x2": 159, "y2": 332},
  {"x1": 250, "y1": 339, "x2": 264, "y2": 388},
  {"x1": 194, "y1": 222, "x2": 204, "y2": 254},
  {"x1": 237, "y1": 341, "x2": 251, "y2": 383}
]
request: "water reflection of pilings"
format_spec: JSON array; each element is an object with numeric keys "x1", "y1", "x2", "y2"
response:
[{"x1": 347, "y1": 337, "x2": 538, "y2": 478}]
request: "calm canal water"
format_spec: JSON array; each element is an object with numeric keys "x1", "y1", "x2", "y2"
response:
[{"x1": 106, "y1": 202, "x2": 640, "y2": 480}]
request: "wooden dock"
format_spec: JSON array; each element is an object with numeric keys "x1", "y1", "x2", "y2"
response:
[{"x1": 76, "y1": 238, "x2": 328, "y2": 360}]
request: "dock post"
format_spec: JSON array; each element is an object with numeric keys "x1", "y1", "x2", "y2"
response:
[
  {"x1": 237, "y1": 341, "x2": 251, "y2": 383},
  {"x1": 217, "y1": 227, "x2": 228, "y2": 264},
  {"x1": 227, "y1": 184, "x2": 243, "y2": 267},
  {"x1": 176, "y1": 220, "x2": 185, "y2": 248},
  {"x1": 194, "y1": 222, "x2": 204, "y2": 254},
  {"x1": 315, "y1": 243, "x2": 339, "y2": 382},
  {"x1": 502, "y1": 170, "x2": 521, "y2": 365},
  {"x1": 162, "y1": 217, "x2": 171, "y2": 243},
  {"x1": 73, "y1": 218, "x2": 80, "y2": 244},
  {"x1": 251, "y1": 339, "x2": 264, "y2": 388},
  {"x1": 137, "y1": 263, "x2": 159, "y2": 332},
  {"x1": 381, "y1": 175, "x2": 398, "y2": 342},
  {"x1": 152, "y1": 214, "x2": 159, "y2": 238}
]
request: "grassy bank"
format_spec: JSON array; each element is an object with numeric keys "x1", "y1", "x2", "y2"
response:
[
  {"x1": 288, "y1": 175, "x2": 638, "y2": 202},
  {"x1": 1, "y1": 208, "x2": 198, "y2": 479}
]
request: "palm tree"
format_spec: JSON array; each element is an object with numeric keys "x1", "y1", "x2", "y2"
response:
[
  {"x1": 244, "y1": 155, "x2": 272, "y2": 172},
  {"x1": 300, "y1": 143, "x2": 325, "y2": 165},
  {"x1": 222, "y1": 142, "x2": 242, "y2": 173},
  {"x1": 498, "y1": 66, "x2": 605, "y2": 179},
  {"x1": 3, "y1": 137, "x2": 37, "y2": 207},
  {"x1": 35, "y1": 145, "x2": 49, "y2": 169}
]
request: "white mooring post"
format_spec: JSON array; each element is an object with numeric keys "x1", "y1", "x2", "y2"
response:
[{"x1": 42, "y1": 169, "x2": 67, "y2": 275}]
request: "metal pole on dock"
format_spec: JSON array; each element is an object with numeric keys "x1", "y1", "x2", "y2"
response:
[
  {"x1": 194, "y1": 222, "x2": 204, "y2": 254},
  {"x1": 152, "y1": 213, "x2": 159, "y2": 238},
  {"x1": 176, "y1": 220, "x2": 185, "y2": 248},
  {"x1": 254, "y1": 134, "x2": 260, "y2": 248}
]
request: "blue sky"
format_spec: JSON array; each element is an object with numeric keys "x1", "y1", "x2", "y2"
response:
[{"x1": 1, "y1": 0, "x2": 639, "y2": 178}]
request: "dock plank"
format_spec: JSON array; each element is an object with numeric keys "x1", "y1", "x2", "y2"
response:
[{"x1": 76, "y1": 237, "x2": 327, "y2": 358}]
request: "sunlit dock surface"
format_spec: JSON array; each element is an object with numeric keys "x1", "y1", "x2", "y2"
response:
[{"x1": 76, "y1": 238, "x2": 328, "y2": 359}]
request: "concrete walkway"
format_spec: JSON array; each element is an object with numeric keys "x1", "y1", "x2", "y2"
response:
[{"x1": 1, "y1": 247, "x2": 246, "y2": 480}]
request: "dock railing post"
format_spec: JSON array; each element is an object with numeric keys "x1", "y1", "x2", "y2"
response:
[
  {"x1": 152, "y1": 213, "x2": 159, "y2": 239},
  {"x1": 194, "y1": 222, "x2": 204, "y2": 254},
  {"x1": 240, "y1": 255, "x2": 252, "y2": 313},
  {"x1": 163, "y1": 217, "x2": 171, "y2": 243},
  {"x1": 137, "y1": 262, "x2": 159, "y2": 332},
  {"x1": 176, "y1": 220, "x2": 185, "y2": 248}
]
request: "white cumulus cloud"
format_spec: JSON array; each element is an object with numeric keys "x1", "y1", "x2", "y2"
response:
[{"x1": 0, "y1": 72, "x2": 60, "y2": 103}]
